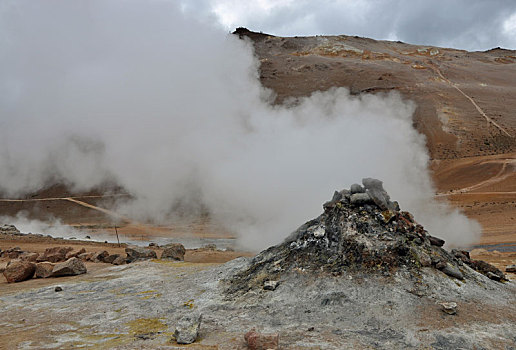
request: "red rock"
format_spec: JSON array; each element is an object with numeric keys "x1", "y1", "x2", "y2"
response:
[
  {"x1": 51, "y1": 257, "x2": 87, "y2": 277},
  {"x1": 19, "y1": 252, "x2": 39, "y2": 262},
  {"x1": 3, "y1": 260, "x2": 36, "y2": 283},
  {"x1": 4, "y1": 247, "x2": 24, "y2": 259},
  {"x1": 65, "y1": 248, "x2": 86, "y2": 260},
  {"x1": 244, "y1": 329, "x2": 279, "y2": 350},
  {"x1": 38, "y1": 246, "x2": 74, "y2": 263},
  {"x1": 78, "y1": 252, "x2": 94, "y2": 261},
  {"x1": 35, "y1": 262, "x2": 55, "y2": 278}
]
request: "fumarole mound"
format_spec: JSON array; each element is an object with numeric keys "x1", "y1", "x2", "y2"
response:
[{"x1": 227, "y1": 178, "x2": 506, "y2": 295}]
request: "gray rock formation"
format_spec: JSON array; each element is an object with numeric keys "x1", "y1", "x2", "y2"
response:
[
  {"x1": 125, "y1": 246, "x2": 157, "y2": 262},
  {"x1": 51, "y1": 257, "x2": 87, "y2": 277},
  {"x1": 362, "y1": 177, "x2": 396, "y2": 211},
  {"x1": 173, "y1": 313, "x2": 202, "y2": 344},
  {"x1": 161, "y1": 243, "x2": 186, "y2": 261}
]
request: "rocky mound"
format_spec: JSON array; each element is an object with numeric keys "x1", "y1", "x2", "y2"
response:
[{"x1": 226, "y1": 178, "x2": 506, "y2": 295}]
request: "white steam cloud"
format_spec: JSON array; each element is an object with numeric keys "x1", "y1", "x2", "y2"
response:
[{"x1": 0, "y1": 0, "x2": 480, "y2": 249}]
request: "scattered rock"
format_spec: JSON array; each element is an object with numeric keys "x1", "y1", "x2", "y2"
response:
[
  {"x1": 161, "y1": 243, "x2": 186, "y2": 261},
  {"x1": 486, "y1": 271, "x2": 502, "y2": 281},
  {"x1": 85, "y1": 235, "x2": 91, "y2": 239},
  {"x1": 111, "y1": 255, "x2": 126, "y2": 265},
  {"x1": 436, "y1": 262, "x2": 464, "y2": 280},
  {"x1": 440, "y1": 302, "x2": 457, "y2": 315},
  {"x1": 148, "y1": 242, "x2": 157, "y2": 247},
  {"x1": 428, "y1": 235, "x2": 445, "y2": 247},
  {"x1": 78, "y1": 252, "x2": 94, "y2": 261},
  {"x1": 350, "y1": 192, "x2": 373, "y2": 206},
  {"x1": 55, "y1": 286, "x2": 63, "y2": 292},
  {"x1": 173, "y1": 313, "x2": 202, "y2": 344},
  {"x1": 65, "y1": 248, "x2": 86, "y2": 260},
  {"x1": 0, "y1": 224, "x2": 20, "y2": 233},
  {"x1": 19, "y1": 252, "x2": 39, "y2": 262},
  {"x1": 263, "y1": 280, "x2": 279, "y2": 291},
  {"x1": 91, "y1": 250, "x2": 109, "y2": 263},
  {"x1": 51, "y1": 257, "x2": 87, "y2": 277},
  {"x1": 244, "y1": 329, "x2": 279, "y2": 350},
  {"x1": 3, "y1": 247, "x2": 24, "y2": 259},
  {"x1": 35, "y1": 262, "x2": 55, "y2": 278},
  {"x1": 125, "y1": 246, "x2": 157, "y2": 262},
  {"x1": 202, "y1": 243, "x2": 217, "y2": 250},
  {"x1": 506, "y1": 264, "x2": 516, "y2": 273},
  {"x1": 3, "y1": 260, "x2": 36, "y2": 283},
  {"x1": 38, "y1": 246, "x2": 74, "y2": 263},
  {"x1": 103, "y1": 254, "x2": 120, "y2": 264}
]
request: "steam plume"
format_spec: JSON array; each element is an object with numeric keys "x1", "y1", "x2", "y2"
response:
[{"x1": 0, "y1": 0, "x2": 480, "y2": 249}]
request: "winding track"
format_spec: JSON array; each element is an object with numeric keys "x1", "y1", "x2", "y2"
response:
[
  {"x1": 436, "y1": 158, "x2": 516, "y2": 196},
  {"x1": 428, "y1": 61, "x2": 513, "y2": 138}
]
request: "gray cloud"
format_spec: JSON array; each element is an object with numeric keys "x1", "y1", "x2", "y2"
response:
[{"x1": 201, "y1": 0, "x2": 516, "y2": 51}]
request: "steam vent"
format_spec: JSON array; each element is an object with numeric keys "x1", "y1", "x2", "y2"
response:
[{"x1": 227, "y1": 178, "x2": 507, "y2": 295}]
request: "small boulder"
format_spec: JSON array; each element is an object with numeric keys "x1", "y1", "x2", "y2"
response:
[
  {"x1": 103, "y1": 254, "x2": 120, "y2": 264},
  {"x1": 38, "y1": 246, "x2": 74, "y2": 263},
  {"x1": 111, "y1": 255, "x2": 126, "y2": 265},
  {"x1": 436, "y1": 262, "x2": 463, "y2": 280},
  {"x1": 51, "y1": 257, "x2": 87, "y2": 277},
  {"x1": 35, "y1": 262, "x2": 55, "y2": 278},
  {"x1": 506, "y1": 264, "x2": 516, "y2": 273},
  {"x1": 55, "y1": 286, "x2": 63, "y2": 292},
  {"x1": 173, "y1": 313, "x2": 202, "y2": 344},
  {"x1": 125, "y1": 246, "x2": 157, "y2": 262},
  {"x1": 161, "y1": 243, "x2": 186, "y2": 261},
  {"x1": 350, "y1": 193, "x2": 373, "y2": 206},
  {"x1": 4, "y1": 247, "x2": 24, "y2": 259},
  {"x1": 350, "y1": 183, "x2": 365, "y2": 194},
  {"x1": 440, "y1": 302, "x2": 457, "y2": 315},
  {"x1": 3, "y1": 260, "x2": 36, "y2": 283},
  {"x1": 263, "y1": 280, "x2": 279, "y2": 291},
  {"x1": 78, "y1": 252, "x2": 94, "y2": 261},
  {"x1": 91, "y1": 251, "x2": 109, "y2": 263},
  {"x1": 362, "y1": 177, "x2": 396, "y2": 211},
  {"x1": 428, "y1": 235, "x2": 445, "y2": 247},
  {"x1": 244, "y1": 329, "x2": 279, "y2": 350},
  {"x1": 202, "y1": 243, "x2": 217, "y2": 250},
  {"x1": 470, "y1": 260, "x2": 506, "y2": 281},
  {"x1": 19, "y1": 252, "x2": 39, "y2": 262},
  {"x1": 65, "y1": 248, "x2": 86, "y2": 260}
]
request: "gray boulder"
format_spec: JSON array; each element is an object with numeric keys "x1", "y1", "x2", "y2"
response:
[
  {"x1": 125, "y1": 246, "x2": 157, "y2": 262},
  {"x1": 362, "y1": 177, "x2": 396, "y2": 211},
  {"x1": 161, "y1": 243, "x2": 186, "y2": 261},
  {"x1": 173, "y1": 313, "x2": 202, "y2": 344},
  {"x1": 350, "y1": 183, "x2": 365, "y2": 194},
  {"x1": 350, "y1": 192, "x2": 373, "y2": 206},
  {"x1": 51, "y1": 257, "x2": 87, "y2": 277}
]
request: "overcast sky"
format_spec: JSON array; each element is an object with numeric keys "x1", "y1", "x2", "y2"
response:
[{"x1": 184, "y1": 0, "x2": 516, "y2": 51}]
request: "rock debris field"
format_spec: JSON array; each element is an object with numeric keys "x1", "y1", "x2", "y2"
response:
[{"x1": 0, "y1": 179, "x2": 515, "y2": 349}]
